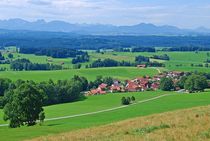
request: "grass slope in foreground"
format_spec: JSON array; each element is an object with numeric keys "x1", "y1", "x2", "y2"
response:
[
  {"x1": 35, "y1": 105, "x2": 210, "y2": 141},
  {"x1": 0, "y1": 91, "x2": 167, "y2": 124},
  {"x1": 0, "y1": 91, "x2": 210, "y2": 141},
  {"x1": 0, "y1": 67, "x2": 157, "y2": 82}
]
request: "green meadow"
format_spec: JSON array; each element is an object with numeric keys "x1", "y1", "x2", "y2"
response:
[
  {"x1": 0, "y1": 67, "x2": 158, "y2": 82},
  {"x1": 1, "y1": 48, "x2": 210, "y2": 141},
  {"x1": 0, "y1": 91, "x2": 210, "y2": 141},
  {"x1": 89, "y1": 51, "x2": 210, "y2": 72},
  {"x1": 2, "y1": 47, "x2": 210, "y2": 73}
]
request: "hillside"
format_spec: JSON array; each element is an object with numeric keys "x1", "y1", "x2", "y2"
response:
[
  {"x1": 1, "y1": 92, "x2": 210, "y2": 141},
  {"x1": 31, "y1": 105, "x2": 210, "y2": 141}
]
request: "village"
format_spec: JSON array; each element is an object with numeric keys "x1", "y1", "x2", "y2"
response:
[{"x1": 86, "y1": 71, "x2": 185, "y2": 96}]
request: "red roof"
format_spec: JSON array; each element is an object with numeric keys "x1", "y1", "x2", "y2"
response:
[
  {"x1": 110, "y1": 85, "x2": 121, "y2": 91},
  {"x1": 90, "y1": 89, "x2": 98, "y2": 95},
  {"x1": 99, "y1": 83, "x2": 108, "y2": 89},
  {"x1": 126, "y1": 82, "x2": 141, "y2": 91},
  {"x1": 90, "y1": 88, "x2": 107, "y2": 95}
]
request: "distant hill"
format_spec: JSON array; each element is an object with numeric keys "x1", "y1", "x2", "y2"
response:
[{"x1": 0, "y1": 18, "x2": 210, "y2": 35}]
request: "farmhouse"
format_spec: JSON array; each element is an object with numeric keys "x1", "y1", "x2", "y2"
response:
[
  {"x1": 137, "y1": 64, "x2": 146, "y2": 68},
  {"x1": 125, "y1": 81, "x2": 141, "y2": 92}
]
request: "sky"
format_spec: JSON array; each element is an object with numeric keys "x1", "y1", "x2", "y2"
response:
[{"x1": 0, "y1": 0, "x2": 210, "y2": 28}]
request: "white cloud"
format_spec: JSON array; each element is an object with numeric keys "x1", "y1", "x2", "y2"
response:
[{"x1": 27, "y1": 0, "x2": 52, "y2": 6}]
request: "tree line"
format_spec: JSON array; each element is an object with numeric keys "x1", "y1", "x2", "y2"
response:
[
  {"x1": 19, "y1": 47, "x2": 87, "y2": 58},
  {"x1": 87, "y1": 59, "x2": 136, "y2": 68},
  {"x1": 10, "y1": 58, "x2": 62, "y2": 71},
  {"x1": 0, "y1": 75, "x2": 89, "y2": 128},
  {"x1": 87, "y1": 55, "x2": 165, "y2": 68},
  {"x1": 151, "y1": 54, "x2": 170, "y2": 61},
  {"x1": 162, "y1": 47, "x2": 210, "y2": 52},
  {"x1": 160, "y1": 73, "x2": 208, "y2": 93},
  {"x1": 1, "y1": 30, "x2": 210, "y2": 49}
]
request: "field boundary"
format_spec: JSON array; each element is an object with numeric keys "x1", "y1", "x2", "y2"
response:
[{"x1": 0, "y1": 94, "x2": 171, "y2": 127}]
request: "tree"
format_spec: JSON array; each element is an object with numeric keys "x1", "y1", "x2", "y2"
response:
[
  {"x1": 39, "y1": 111, "x2": 45, "y2": 125},
  {"x1": 3, "y1": 82, "x2": 44, "y2": 128},
  {"x1": 131, "y1": 96, "x2": 136, "y2": 102},
  {"x1": 184, "y1": 74, "x2": 208, "y2": 93},
  {"x1": 121, "y1": 97, "x2": 130, "y2": 105},
  {"x1": 0, "y1": 78, "x2": 12, "y2": 96},
  {"x1": 135, "y1": 55, "x2": 150, "y2": 64},
  {"x1": 8, "y1": 53, "x2": 14, "y2": 59},
  {"x1": 72, "y1": 75, "x2": 88, "y2": 91},
  {"x1": 73, "y1": 64, "x2": 82, "y2": 69},
  {"x1": 103, "y1": 77, "x2": 113, "y2": 86},
  {"x1": 0, "y1": 52, "x2": 5, "y2": 60},
  {"x1": 160, "y1": 77, "x2": 174, "y2": 91},
  {"x1": 177, "y1": 76, "x2": 187, "y2": 89}
]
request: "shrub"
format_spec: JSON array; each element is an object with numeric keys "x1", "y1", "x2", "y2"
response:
[
  {"x1": 121, "y1": 97, "x2": 130, "y2": 105},
  {"x1": 131, "y1": 96, "x2": 136, "y2": 102}
]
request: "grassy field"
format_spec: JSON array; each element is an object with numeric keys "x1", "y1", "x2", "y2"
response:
[
  {"x1": 1, "y1": 47, "x2": 210, "y2": 81},
  {"x1": 0, "y1": 91, "x2": 167, "y2": 124},
  {"x1": 2, "y1": 47, "x2": 210, "y2": 72},
  {"x1": 90, "y1": 51, "x2": 210, "y2": 72},
  {"x1": 36, "y1": 105, "x2": 210, "y2": 141},
  {"x1": 0, "y1": 67, "x2": 158, "y2": 82},
  {"x1": 0, "y1": 91, "x2": 210, "y2": 141}
]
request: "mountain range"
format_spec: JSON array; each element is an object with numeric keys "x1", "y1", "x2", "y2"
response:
[{"x1": 0, "y1": 18, "x2": 210, "y2": 35}]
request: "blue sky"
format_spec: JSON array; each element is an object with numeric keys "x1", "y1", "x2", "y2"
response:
[{"x1": 0, "y1": 0, "x2": 210, "y2": 28}]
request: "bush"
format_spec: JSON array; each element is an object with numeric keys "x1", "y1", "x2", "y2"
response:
[
  {"x1": 121, "y1": 97, "x2": 130, "y2": 105},
  {"x1": 131, "y1": 96, "x2": 136, "y2": 102}
]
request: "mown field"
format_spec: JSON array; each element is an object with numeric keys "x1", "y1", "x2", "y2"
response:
[
  {"x1": 2, "y1": 47, "x2": 210, "y2": 73},
  {"x1": 0, "y1": 67, "x2": 157, "y2": 82},
  {"x1": 90, "y1": 51, "x2": 210, "y2": 72},
  {"x1": 0, "y1": 91, "x2": 210, "y2": 141},
  {"x1": 36, "y1": 105, "x2": 210, "y2": 141}
]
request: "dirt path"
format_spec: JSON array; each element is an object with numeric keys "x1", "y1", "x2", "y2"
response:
[{"x1": 0, "y1": 94, "x2": 170, "y2": 127}]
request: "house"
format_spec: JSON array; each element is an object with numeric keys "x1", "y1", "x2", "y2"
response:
[
  {"x1": 90, "y1": 88, "x2": 107, "y2": 95},
  {"x1": 90, "y1": 89, "x2": 98, "y2": 95},
  {"x1": 134, "y1": 77, "x2": 150, "y2": 91},
  {"x1": 125, "y1": 81, "x2": 141, "y2": 92},
  {"x1": 110, "y1": 85, "x2": 122, "y2": 93},
  {"x1": 137, "y1": 64, "x2": 146, "y2": 68},
  {"x1": 99, "y1": 83, "x2": 108, "y2": 90},
  {"x1": 151, "y1": 82, "x2": 160, "y2": 90}
]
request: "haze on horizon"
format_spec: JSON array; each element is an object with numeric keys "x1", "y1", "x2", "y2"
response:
[{"x1": 0, "y1": 0, "x2": 210, "y2": 29}]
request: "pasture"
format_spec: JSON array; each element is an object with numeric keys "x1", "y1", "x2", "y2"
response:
[
  {"x1": 0, "y1": 67, "x2": 158, "y2": 82},
  {"x1": 38, "y1": 105, "x2": 210, "y2": 141},
  {"x1": 0, "y1": 91, "x2": 210, "y2": 141},
  {"x1": 1, "y1": 47, "x2": 210, "y2": 74},
  {"x1": 90, "y1": 51, "x2": 210, "y2": 72}
]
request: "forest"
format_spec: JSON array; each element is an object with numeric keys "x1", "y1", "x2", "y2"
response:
[{"x1": 1, "y1": 30, "x2": 210, "y2": 49}]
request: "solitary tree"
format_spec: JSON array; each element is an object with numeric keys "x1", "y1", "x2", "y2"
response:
[
  {"x1": 121, "y1": 97, "x2": 130, "y2": 105},
  {"x1": 3, "y1": 83, "x2": 44, "y2": 128}
]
